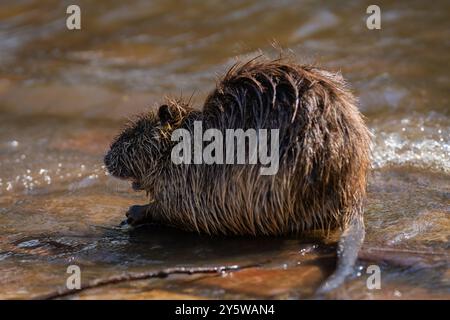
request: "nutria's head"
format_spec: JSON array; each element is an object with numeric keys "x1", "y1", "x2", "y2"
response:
[{"x1": 104, "y1": 102, "x2": 190, "y2": 191}]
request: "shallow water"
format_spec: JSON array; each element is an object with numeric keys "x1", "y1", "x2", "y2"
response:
[{"x1": 0, "y1": 0, "x2": 449, "y2": 299}]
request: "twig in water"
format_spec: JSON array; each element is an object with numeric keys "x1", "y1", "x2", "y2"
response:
[
  {"x1": 361, "y1": 246, "x2": 448, "y2": 256},
  {"x1": 35, "y1": 263, "x2": 259, "y2": 300}
]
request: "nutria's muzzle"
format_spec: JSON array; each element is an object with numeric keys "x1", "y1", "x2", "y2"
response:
[
  {"x1": 103, "y1": 152, "x2": 112, "y2": 169},
  {"x1": 104, "y1": 151, "x2": 131, "y2": 180},
  {"x1": 103, "y1": 152, "x2": 120, "y2": 177},
  {"x1": 104, "y1": 151, "x2": 144, "y2": 192}
]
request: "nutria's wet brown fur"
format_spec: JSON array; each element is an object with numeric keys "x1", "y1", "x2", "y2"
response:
[{"x1": 104, "y1": 57, "x2": 372, "y2": 293}]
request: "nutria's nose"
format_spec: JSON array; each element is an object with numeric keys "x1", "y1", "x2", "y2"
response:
[
  {"x1": 103, "y1": 152, "x2": 116, "y2": 175},
  {"x1": 103, "y1": 151, "x2": 132, "y2": 179},
  {"x1": 103, "y1": 152, "x2": 111, "y2": 167}
]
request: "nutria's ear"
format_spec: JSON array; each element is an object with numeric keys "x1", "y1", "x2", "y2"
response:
[{"x1": 158, "y1": 104, "x2": 173, "y2": 125}]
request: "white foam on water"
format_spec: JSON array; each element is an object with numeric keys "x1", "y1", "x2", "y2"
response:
[{"x1": 372, "y1": 118, "x2": 450, "y2": 173}]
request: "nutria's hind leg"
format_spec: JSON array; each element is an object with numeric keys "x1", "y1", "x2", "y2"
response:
[
  {"x1": 121, "y1": 204, "x2": 160, "y2": 227},
  {"x1": 315, "y1": 214, "x2": 365, "y2": 297}
]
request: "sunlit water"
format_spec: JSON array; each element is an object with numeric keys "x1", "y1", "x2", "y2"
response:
[{"x1": 0, "y1": 0, "x2": 449, "y2": 299}]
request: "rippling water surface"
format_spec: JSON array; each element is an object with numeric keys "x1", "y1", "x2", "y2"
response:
[{"x1": 0, "y1": 0, "x2": 449, "y2": 299}]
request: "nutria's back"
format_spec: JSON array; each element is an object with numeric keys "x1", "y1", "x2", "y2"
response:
[{"x1": 139, "y1": 59, "x2": 371, "y2": 236}]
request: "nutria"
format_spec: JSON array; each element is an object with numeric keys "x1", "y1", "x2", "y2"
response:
[{"x1": 104, "y1": 57, "x2": 372, "y2": 294}]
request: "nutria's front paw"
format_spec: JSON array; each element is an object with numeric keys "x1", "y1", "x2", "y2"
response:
[{"x1": 125, "y1": 205, "x2": 151, "y2": 226}]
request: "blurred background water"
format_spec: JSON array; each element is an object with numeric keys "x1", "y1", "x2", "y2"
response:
[{"x1": 0, "y1": 0, "x2": 448, "y2": 299}]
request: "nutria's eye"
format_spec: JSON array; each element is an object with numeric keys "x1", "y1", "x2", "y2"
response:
[{"x1": 158, "y1": 104, "x2": 173, "y2": 125}]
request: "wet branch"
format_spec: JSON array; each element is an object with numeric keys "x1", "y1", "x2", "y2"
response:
[
  {"x1": 361, "y1": 246, "x2": 448, "y2": 256},
  {"x1": 35, "y1": 263, "x2": 259, "y2": 300},
  {"x1": 358, "y1": 246, "x2": 448, "y2": 269}
]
